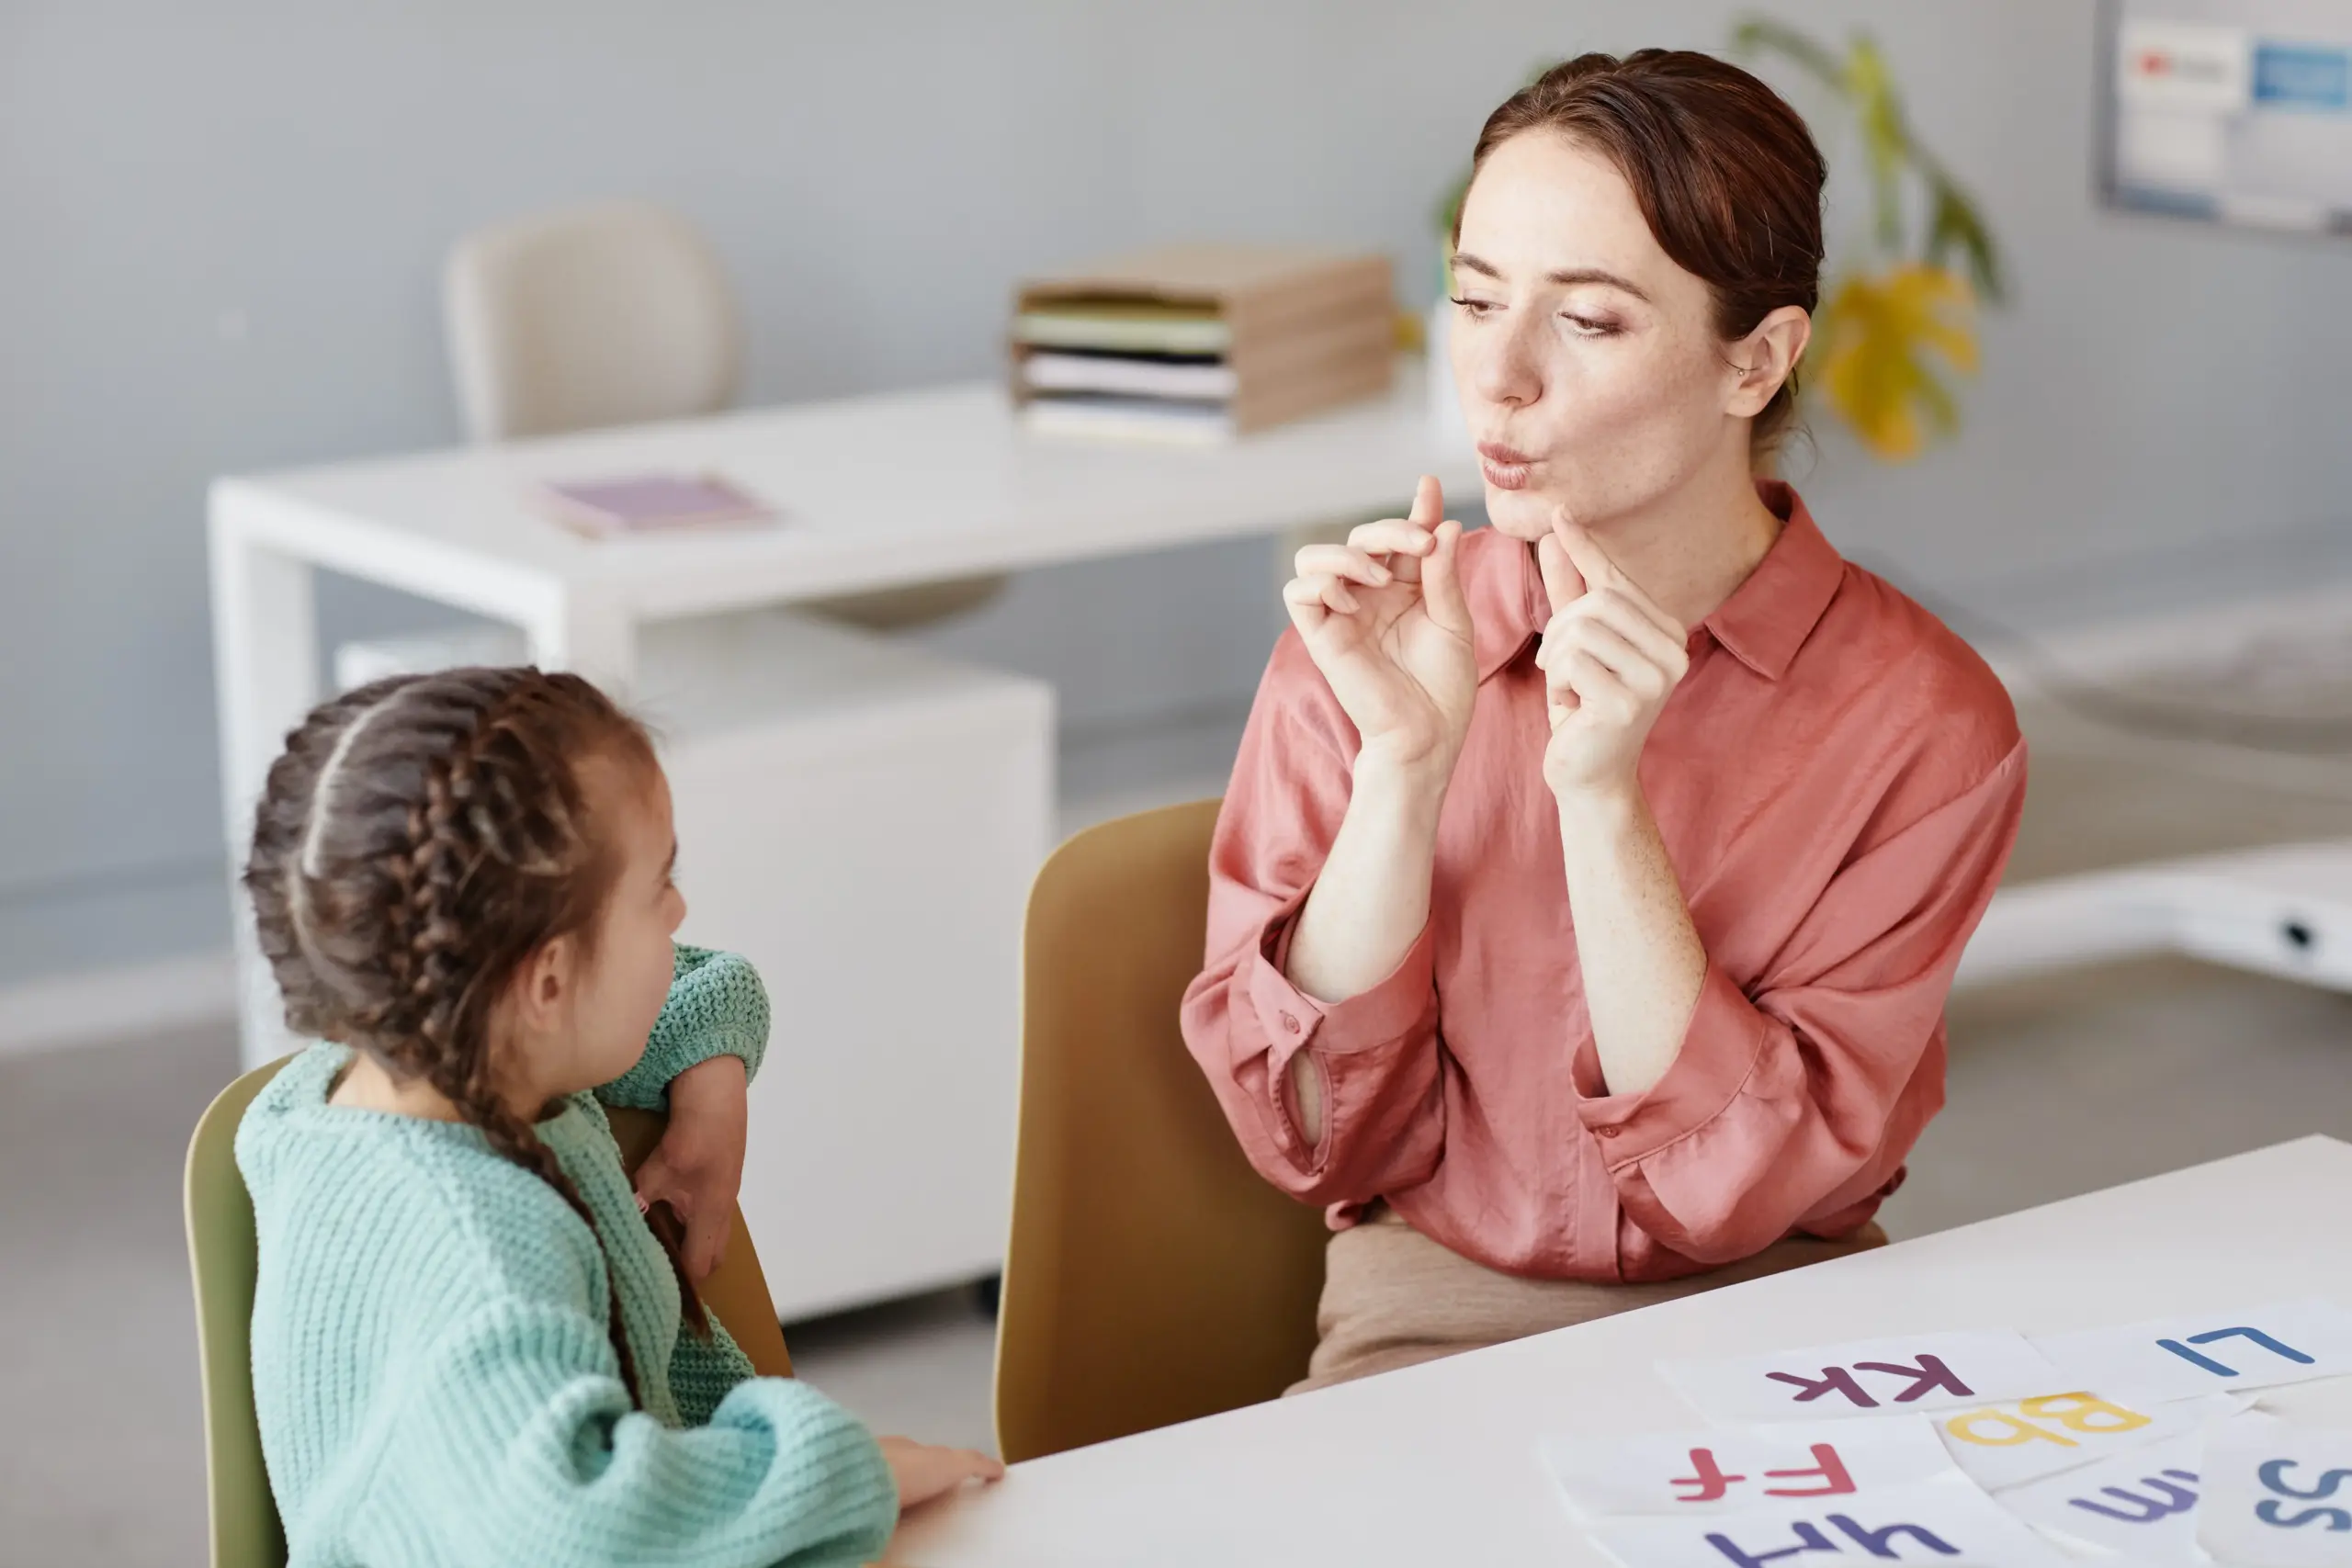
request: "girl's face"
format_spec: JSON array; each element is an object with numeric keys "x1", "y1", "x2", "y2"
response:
[
  {"x1": 1448, "y1": 130, "x2": 1760, "y2": 543},
  {"x1": 503, "y1": 753, "x2": 688, "y2": 1108}
]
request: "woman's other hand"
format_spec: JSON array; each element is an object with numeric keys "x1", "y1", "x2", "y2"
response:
[
  {"x1": 1535, "y1": 508, "x2": 1690, "y2": 803},
  {"x1": 1282, "y1": 474, "x2": 1477, "y2": 784}
]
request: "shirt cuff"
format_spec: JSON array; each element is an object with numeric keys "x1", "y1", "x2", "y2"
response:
[
  {"x1": 1245, "y1": 900, "x2": 1439, "y2": 1077},
  {"x1": 1572, "y1": 962, "x2": 1768, "y2": 1167}
]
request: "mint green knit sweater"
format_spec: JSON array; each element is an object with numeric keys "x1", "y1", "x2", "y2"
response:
[{"x1": 237, "y1": 945, "x2": 897, "y2": 1568}]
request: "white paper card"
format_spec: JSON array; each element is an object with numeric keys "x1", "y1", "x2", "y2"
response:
[
  {"x1": 2199, "y1": 1411, "x2": 2352, "y2": 1567},
  {"x1": 1589, "y1": 1473, "x2": 2077, "y2": 1568},
  {"x1": 2034, "y1": 1300, "x2": 2352, "y2": 1401},
  {"x1": 1657, "y1": 1330, "x2": 2064, "y2": 1425},
  {"x1": 1543, "y1": 1418, "x2": 1959, "y2": 1520},
  {"x1": 1934, "y1": 1390, "x2": 2240, "y2": 1492},
  {"x1": 1997, "y1": 1429, "x2": 2208, "y2": 1563}
]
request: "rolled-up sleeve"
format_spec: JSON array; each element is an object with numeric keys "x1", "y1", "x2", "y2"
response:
[
  {"x1": 1573, "y1": 737, "x2": 2029, "y2": 1263},
  {"x1": 1179, "y1": 636, "x2": 1446, "y2": 1206}
]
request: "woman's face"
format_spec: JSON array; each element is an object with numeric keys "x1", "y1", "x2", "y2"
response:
[{"x1": 1448, "y1": 130, "x2": 1753, "y2": 543}]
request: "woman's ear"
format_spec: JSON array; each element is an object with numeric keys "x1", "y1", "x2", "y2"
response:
[{"x1": 1724, "y1": 305, "x2": 1813, "y2": 419}]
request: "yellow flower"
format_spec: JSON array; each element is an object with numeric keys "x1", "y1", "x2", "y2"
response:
[{"x1": 1815, "y1": 263, "x2": 1980, "y2": 462}]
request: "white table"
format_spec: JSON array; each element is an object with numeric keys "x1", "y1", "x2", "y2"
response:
[
  {"x1": 889, "y1": 1135, "x2": 2352, "y2": 1567},
  {"x1": 209, "y1": 361, "x2": 1481, "y2": 1067}
]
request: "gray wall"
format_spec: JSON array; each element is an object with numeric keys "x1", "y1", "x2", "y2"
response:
[{"x1": 4, "y1": 0, "x2": 2349, "y2": 985}]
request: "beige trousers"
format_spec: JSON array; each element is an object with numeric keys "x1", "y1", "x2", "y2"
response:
[{"x1": 1290, "y1": 1204, "x2": 1889, "y2": 1395}]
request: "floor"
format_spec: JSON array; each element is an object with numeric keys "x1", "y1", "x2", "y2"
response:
[{"x1": 9, "y1": 698, "x2": 2352, "y2": 1562}]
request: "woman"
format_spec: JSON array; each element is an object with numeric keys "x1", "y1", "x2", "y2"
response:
[{"x1": 1181, "y1": 49, "x2": 2027, "y2": 1393}]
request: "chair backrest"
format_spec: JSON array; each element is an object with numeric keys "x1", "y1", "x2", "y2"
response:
[
  {"x1": 443, "y1": 199, "x2": 741, "y2": 443},
  {"x1": 186, "y1": 1059, "x2": 792, "y2": 1568},
  {"x1": 993, "y1": 800, "x2": 1332, "y2": 1464}
]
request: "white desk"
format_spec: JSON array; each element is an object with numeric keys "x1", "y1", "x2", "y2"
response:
[
  {"x1": 208, "y1": 362, "x2": 1480, "y2": 1066},
  {"x1": 890, "y1": 1136, "x2": 2352, "y2": 1567}
]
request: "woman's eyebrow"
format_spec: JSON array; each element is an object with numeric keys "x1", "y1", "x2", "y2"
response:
[{"x1": 1453, "y1": 252, "x2": 1653, "y2": 303}]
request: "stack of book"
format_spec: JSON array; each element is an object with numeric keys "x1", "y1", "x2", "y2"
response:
[{"x1": 1011, "y1": 243, "x2": 1395, "y2": 445}]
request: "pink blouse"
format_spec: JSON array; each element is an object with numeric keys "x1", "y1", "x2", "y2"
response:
[{"x1": 1180, "y1": 484, "x2": 2027, "y2": 1282}]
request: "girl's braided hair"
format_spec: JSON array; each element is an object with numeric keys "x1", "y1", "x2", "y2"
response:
[{"x1": 243, "y1": 665, "x2": 706, "y2": 1404}]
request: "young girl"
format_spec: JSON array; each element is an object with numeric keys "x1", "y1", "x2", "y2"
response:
[{"x1": 234, "y1": 665, "x2": 1001, "y2": 1566}]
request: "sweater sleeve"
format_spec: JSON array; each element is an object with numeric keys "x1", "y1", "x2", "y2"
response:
[
  {"x1": 357, "y1": 1297, "x2": 894, "y2": 1568},
  {"x1": 600, "y1": 946, "x2": 772, "y2": 1111}
]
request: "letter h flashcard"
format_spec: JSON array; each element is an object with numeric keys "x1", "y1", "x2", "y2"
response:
[{"x1": 1590, "y1": 1474, "x2": 2077, "y2": 1568}]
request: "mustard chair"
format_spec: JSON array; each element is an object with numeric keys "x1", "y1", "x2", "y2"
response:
[
  {"x1": 992, "y1": 800, "x2": 1333, "y2": 1464},
  {"x1": 185, "y1": 1057, "x2": 794, "y2": 1568}
]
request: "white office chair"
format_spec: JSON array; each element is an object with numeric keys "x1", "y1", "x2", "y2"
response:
[{"x1": 437, "y1": 198, "x2": 1001, "y2": 630}]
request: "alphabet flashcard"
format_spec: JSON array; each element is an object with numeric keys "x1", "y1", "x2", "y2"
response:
[
  {"x1": 1542, "y1": 1418, "x2": 1959, "y2": 1520},
  {"x1": 2033, "y1": 1301, "x2": 2352, "y2": 1401},
  {"x1": 1657, "y1": 1331, "x2": 2064, "y2": 1425},
  {"x1": 1996, "y1": 1429, "x2": 2208, "y2": 1564},
  {"x1": 1934, "y1": 1391, "x2": 2240, "y2": 1492},
  {"x1": 2198, "y1": 1411, "x2": 2352, "y2": 1568},
  {"x1": 1589, "y1": 1473, "x2": 2077, "y2": 1568}
]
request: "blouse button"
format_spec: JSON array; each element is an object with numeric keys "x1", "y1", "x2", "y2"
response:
[
  {"x1": 1279, "y1": 1010, "x2": 1301, "y2": 1034},
  {"x1": 1598, "y1": 1125, "x2": 1621, "y2": 1139}
]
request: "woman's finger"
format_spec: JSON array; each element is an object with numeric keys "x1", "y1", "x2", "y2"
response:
[
  {"x1": 1283, "y1": 572, "x2": 1359, "y2": 617},
  {"x1": 1293, "y1": 544, "x2": 1394, "y2": 589},
  {"x1": 1538, "y1": 533, "x2": 1586, "y2": 615},
  {"x1": 1544, "y1": 615, "x2": 1669, "y2": 700},
  {"x1": 1555, "y1": 517, "x2": 1684, "y2": 640},
  {"x1": 1345, "y1": 519, "x2": 1438, "y2": 581},
  {"x1": 1551, "y1": 592, "x2": 1689, "y2": 683},
  {"x1": 1419, "y1": 519, "x2": 1473, "y2": 639},
  {"x1": 1555, "y1": 647, "x2": 1635, "y2": 718}
]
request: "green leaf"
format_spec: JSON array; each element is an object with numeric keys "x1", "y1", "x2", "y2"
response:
[{"x1": 1729, "y1": 17, "x2": 1852, "y2": 96}]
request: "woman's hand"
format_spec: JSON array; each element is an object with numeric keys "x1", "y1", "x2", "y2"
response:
[
  {"x1": 1283, "y1": 475, "x2": 1476, "y2": 782},
  {"x1": 1535, "y1": 509, "x2": 1690, "y2": 803},
  {"x1": 631, "y1": 1054, "x2": 748, "y2": 1281},
  {"x1": 878, "y1": 1436, "x2": 1006, "y2": 1512}
]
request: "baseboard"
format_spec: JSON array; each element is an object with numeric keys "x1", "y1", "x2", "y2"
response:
[{"x1": 0, "y1": 950, "x2": 238, "y2": 1060}]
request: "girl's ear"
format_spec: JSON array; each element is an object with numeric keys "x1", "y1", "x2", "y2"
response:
[
  {"x1": 509, "y1": 933, "x2": 579, "y2": 1037},
  {"x1": 1725, "y1": 304, "x2": 1812, "y2": 418}
]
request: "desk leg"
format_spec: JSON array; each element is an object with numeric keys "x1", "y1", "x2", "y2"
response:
[
  {"x1": 209, "y1": 515, "x2": 320, "y2": 1070},
  {"x1": 520, "y1": 590, "x2": 638, "y2": 694}
]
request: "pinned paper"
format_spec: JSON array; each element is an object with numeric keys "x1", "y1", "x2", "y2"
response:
[
  {"x1": 2035, "y1": 1301, "x2": 2352, "y2": 1401},
  {"x1": 1542, "y1": 1419, "x2": 1958, "y2": 1520},
  {"x1": 2198, "y1": 1411, "x2": 2352, "y2": 1567},
  {"x1": 1996, "y1": 1429, "x2": 2208, "y2": 1563},
  {"x1": 1657, "y1": 1331, "x2": 2064, "y2": 1425},
  {"x1": 1935, "y1": 1391, "x2": 2240, "y2": 1492},
  {"x1": 1589, "y1": 1473, "x2": 2077, "y2": 1568}
]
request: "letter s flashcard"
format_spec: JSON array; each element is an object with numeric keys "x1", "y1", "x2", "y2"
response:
[{"x1": 2199, "y1": 1411, "x2": 2352, "y2": 1567}]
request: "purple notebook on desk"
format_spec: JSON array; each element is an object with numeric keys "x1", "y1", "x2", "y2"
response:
[{"x1": 536, "y1": 473, "x2": 775, "y2": 536}]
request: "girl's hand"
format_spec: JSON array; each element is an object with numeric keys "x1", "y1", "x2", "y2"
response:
[
  {"x1": 1535, "y1": 508, "x2": 1690, "y2": 803},
  {"x1": 879, "y1": 1436, "x2": 1006, "y2": 1511},
  {"x1": 632, "y1": 1054, "x2": 748, "y2": 1281},
  {"x1": 1283, "y1": 475, "x2": 1478, "y2": 783}
]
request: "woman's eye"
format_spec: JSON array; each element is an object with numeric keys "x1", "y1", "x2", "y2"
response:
[
  {"x1": 1450, "y1": 295, "x2": 1499, "y2": 319},
  {"x1": 1563, "y1": 313, "x2": 1618, "y2": 338}
]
